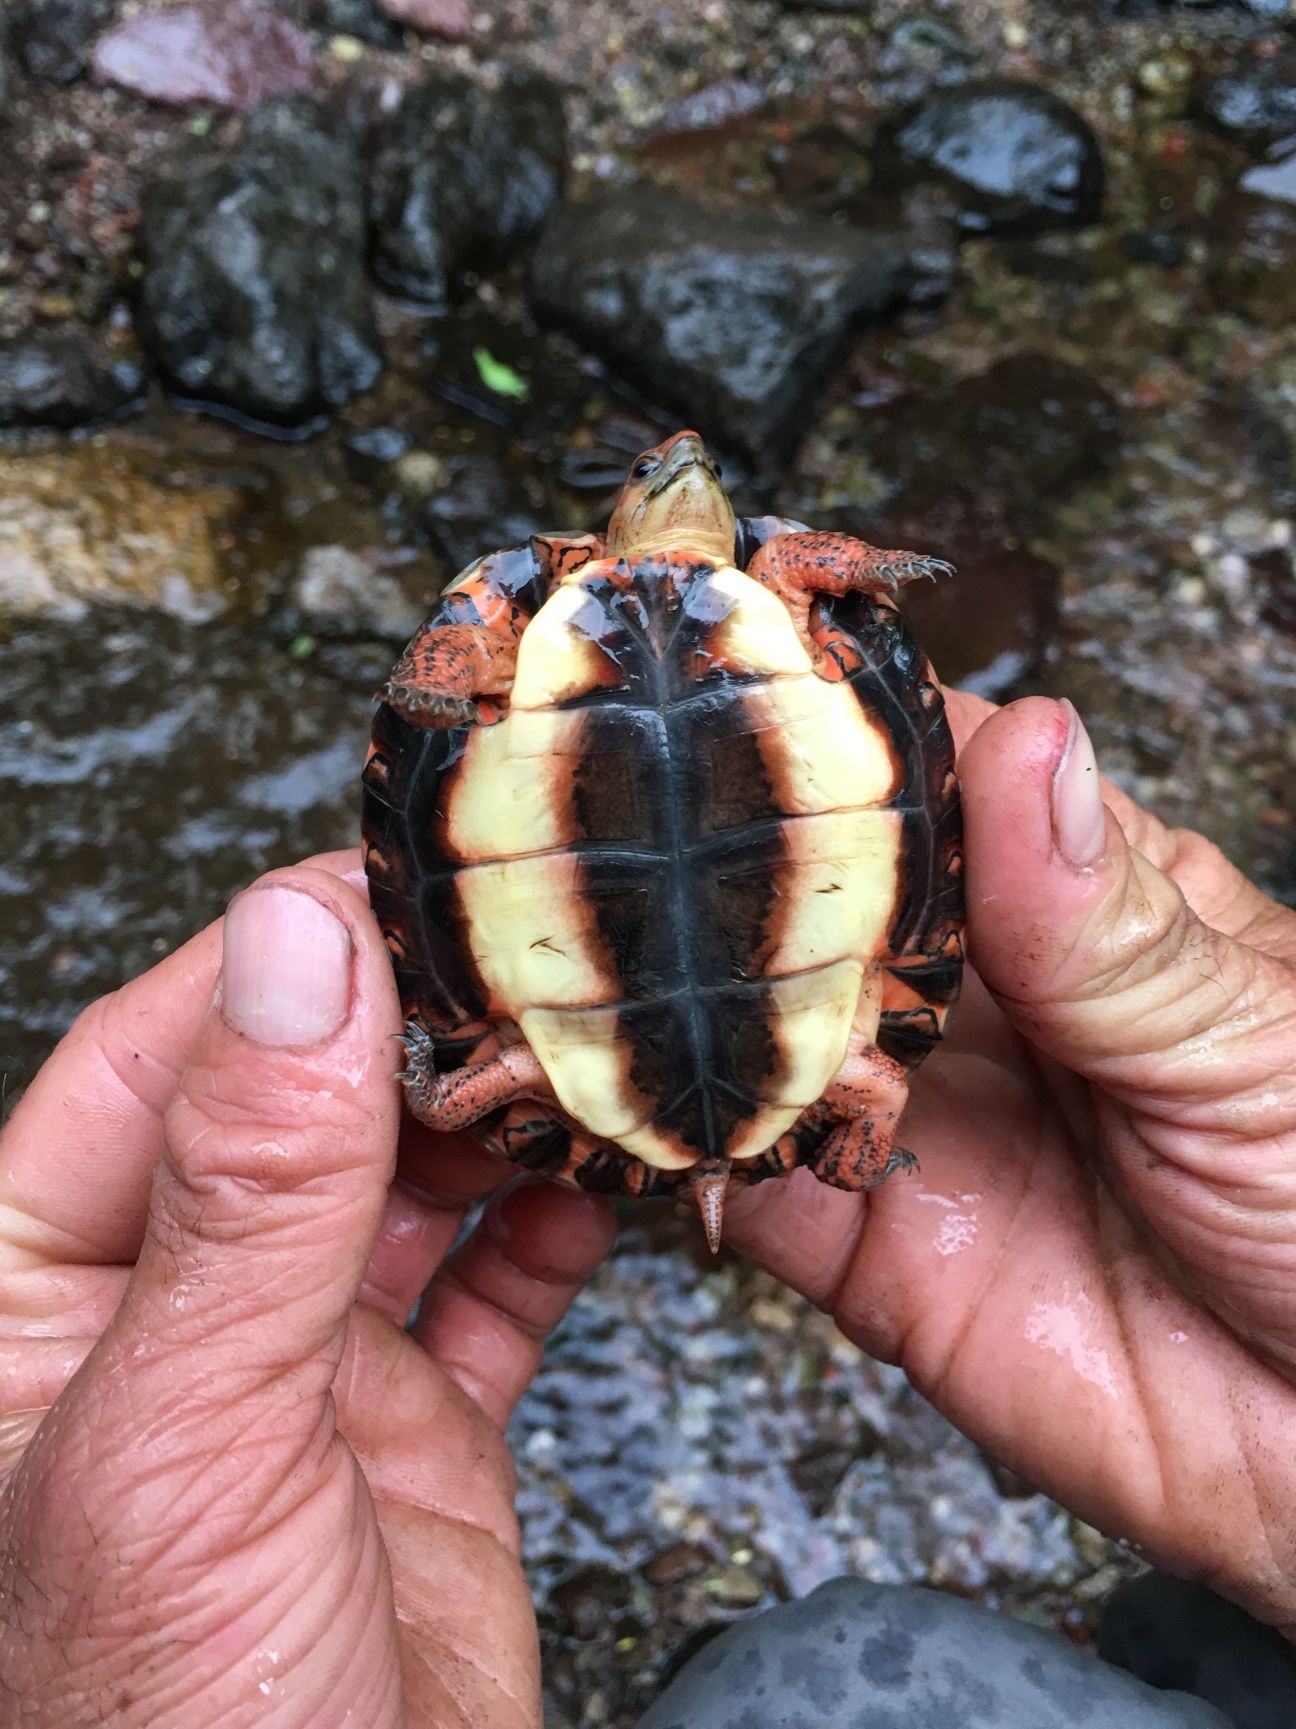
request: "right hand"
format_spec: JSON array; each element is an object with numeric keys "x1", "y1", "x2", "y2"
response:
[{"x1": 728, "y1": 693, "x2": 1296, "y2": 1637}]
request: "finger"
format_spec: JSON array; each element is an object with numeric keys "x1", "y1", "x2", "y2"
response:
[
  {"x1": 961, "y1": 698, "x2": 1294, "y2": 1113},
  {"x1": 358, "y1": 1126, "x2": 513, "y2": 1327},
  {"x1": 961, "y1": 696, "x2": 1296, "y2": 1357},
  {"x1": 0, "y1": 848, "x2": 367, "y2": 1270},
  {"x1": 945, "y1": 689, "x2": 1290, "y2": 948},
  {"x1": 100, "y1": 865, "x2": 402, "y2": 1408},
  {"x1": 412, "y1": 1180, "x2": 616, "y2": 1429}
]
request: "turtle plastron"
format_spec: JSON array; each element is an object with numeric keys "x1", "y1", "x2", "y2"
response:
[{"x1": 362, "y1": 433, "x2": 965, "y2": 1256}]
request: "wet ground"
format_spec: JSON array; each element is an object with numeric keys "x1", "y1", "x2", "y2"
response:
[{"x1": 2, "y1": 0, "x2": 1295, "y2": 1723}]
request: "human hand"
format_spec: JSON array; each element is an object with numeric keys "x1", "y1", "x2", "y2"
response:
[
  {"x1": 0, "y1": 854, "x2": 614, "y2": 1728},
  {"x1": 727, "y1": 692, "x2": 1296, "y2": 1637}
]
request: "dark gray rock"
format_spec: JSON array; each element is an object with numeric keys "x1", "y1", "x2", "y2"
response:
[
  {"x1": 306, "y1": 0, "x2": 401, "y2": 44},
  {"x1": 640, "y1": 1578, "x2": 1233, "y2": 1729},
  {"x1": 528, "y1": 188, "x2": 919, "y2": 459},
  {"x1": 7, "y1": 0, "x2": 116, "y2": 85},
  {"x1": 0, "y1": 333, "x2": 144, "y2": 429},
  {"x1": 421, "y1": 450, "x2": 541, "y2": 573},
  {"x1": 370, "y1": 68, "x2": 567, "y2": 308},
  {"x1": 1101, "y1": 1574, "x2": 1296, "y2": 1729},
  {"x1": 876, "y1": 79, "x2": 1104, "y2": 235},
  {"x1": 1197, "y1": 50, "x2": 1296, "y2": 152},
  {"x1": 137, "y1": 98, "x2": 381, "y2": 428}
]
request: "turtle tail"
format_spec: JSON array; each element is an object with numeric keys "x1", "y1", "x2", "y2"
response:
[{"x1": 690, "y1": 1160, "x2": 731, "y2": 1255}]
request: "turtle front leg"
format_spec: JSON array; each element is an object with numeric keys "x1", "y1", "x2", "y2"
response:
[
  {"x1": 383, "y1": 534, "x2": 605, "y2": 729},
  {"x1": 745, "y1": 530, "x2": 953, "y2": 671},
  {"x1": 400, "y1": 1025, "x2": 555, "y2": 1130},
  {"x1": 800, "y1": 1034, "x2": 915, "y2": 1193}
]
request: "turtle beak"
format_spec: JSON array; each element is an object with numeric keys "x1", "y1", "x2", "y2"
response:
[
  {"x1": 652, "y1": 431, "x2": 713, "y2": 496},
  {"x1": 691, "y1": 1163, "x2": 730, "y2": 1255}
]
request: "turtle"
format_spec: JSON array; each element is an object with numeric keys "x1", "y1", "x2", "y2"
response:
[{"x1": 361, "y1": 431, "x2": 963, "y2": 1251}]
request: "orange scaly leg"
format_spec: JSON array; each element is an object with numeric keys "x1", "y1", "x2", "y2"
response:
[
  {"x1": 801, "y1": 1034, "x2": 914, "y2": 1193},
  {"x1": 745, "y1": 530, "x2": 953, "y2": 672},
  {"x1": 400, "y1": 1026, "x2": 554, "y2": 1131},
  {"x1": 382, "y1": 534, "x2": 603, "y2": 729}
]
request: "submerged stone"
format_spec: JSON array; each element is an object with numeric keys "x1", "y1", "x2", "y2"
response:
[
  {"x1": 92, "y1": 0, "x2": 315, "y2": 110},
  {"x1": 1196, "y1": 49, "x2": 1296, "y2": 152},
  {"x1": 370, "y1": 68, "x2": 567, "y2": 307},
  {"x1": 137, "y1": 99, "x2": 380, "y2": 426},
  {"x1": 0, "y1": 448, "x2": 243, "y2": 621},
  {"x1": 876, "y1": 79, "x2": 1104, "y2": 235},
  {"x1": 0, "y1": 333, "x2": 144, "y2": 429},
  {"x1": 528, "y1": 187, "x2": 917, "y2": 459},
  {"x1": 7, "y1": 0, "x2": 115, "y2": 85}
]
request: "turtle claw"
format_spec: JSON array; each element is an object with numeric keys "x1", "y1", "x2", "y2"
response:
[
  {"x1": 381, "y1": 681, "x2": 480, "y2": 730},
  {"x1": 396, "y1": 1021, "x2": 439, "y2": 1085},
  {"x1": 885, "y1": 1146, "x2": 920, "y2": 1178},
  {"x1": 886, "y1": 556, "x2": 955, "y2": 588}
]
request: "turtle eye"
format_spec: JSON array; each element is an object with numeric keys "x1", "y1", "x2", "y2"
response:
[{"x1": 632, "y1": 456, "x2": 660, "y2": 480}]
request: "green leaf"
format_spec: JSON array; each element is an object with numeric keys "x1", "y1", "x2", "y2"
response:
[
  {"x1": 472, "y1": 346, "x2": 530, "y2": 402},
  {"x1": 288, "y1": 634, "x2": 316, "y2": 660}
]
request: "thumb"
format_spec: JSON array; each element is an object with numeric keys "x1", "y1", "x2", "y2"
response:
[
  {"x1": 960, "y1": 697, "x2": 1296, "y2": 1351},
  {"x1": 959, "y1": 698, "x2": 1287, "y2": 1112},
  {"x1": 113, "y1": 866, "x2": 401, "y2": 1398}
]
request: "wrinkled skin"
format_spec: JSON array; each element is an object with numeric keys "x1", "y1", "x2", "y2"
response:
[{"x1": 1, "y1": 692, "x2": 1296, "y2": 1729}]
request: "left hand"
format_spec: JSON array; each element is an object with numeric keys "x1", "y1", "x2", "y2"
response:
[{"x1": 0, "y1": 852, "x2": 614, "y2": 1729}]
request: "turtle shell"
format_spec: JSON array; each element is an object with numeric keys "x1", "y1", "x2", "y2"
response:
[{"x1": 362, "y1": 540, "x2": 962, "y2": 1183}]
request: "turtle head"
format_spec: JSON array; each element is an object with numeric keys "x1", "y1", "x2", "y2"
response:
[{"x1": 607, "y1": 431, "x2": 736, "y2": 564}]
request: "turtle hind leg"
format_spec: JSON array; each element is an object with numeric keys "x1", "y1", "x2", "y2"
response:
[
  {"x1": 800, "y1": 1037, "x2": 914, "y2": 1194},
  {"x1": 400, "y1": 1029, "x2": 554, "y2": 1131}
]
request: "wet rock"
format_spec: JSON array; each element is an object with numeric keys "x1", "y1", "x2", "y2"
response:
[
  {"x1": 1241, "y1": 151, "x2": 1296, "y2": 204},
  {"x1": 0, "y1": 449, "x2": 243, "y2": 620},
  {"x1": 1208, "y1": 191, "x2": 1296, "y2": 324},
  {"x1": 550, "y1": 1566, "x2": 645, "y2": 1642},
  {"x1": 289, "y1": 544, "x2": 430, "y2": 639},
  {"x1": 899, "y1": 538, "x2": 1059, "y2": 698},
  {"x1": 641, "y1": 1579, "x2": 1232, "y2": 1729},
  {"x1": 876, "y1": 80, "x2": 1105, "y2": 235},
  {"x1": 869, "y1": 354, "x2": 1120, "y2": 522},
  {"x1": 7, "y1": 0, "x2": 116, "y2": 85},
  {"x1": 138, "y1": 99, "x2": 381, "y2": 427},
  {"x1": 421, "y1": 450, "x2": 542, "y2": 572},
  {"x1": 0, "y1": 332, "x2": 144, "y2": 429},
  {"x1": 306, "y1": 0, "x2": 400, "y2": 44},
  {"x1": 644, "y1": 1543, "x2": 712, "y2": 1589},
  {"x1": 92, "y1": 0, "x2": 315, "y2": 111},
  {"x1": 529, "y1": 188, "x2": 916, "y2": 459},
  {"x1": 370, "y1": 68, "x2": 567, "y2": 307},
  {"x1": 1196, "y1": 49, "x2": 1296, "y2": 152},
  {"x1": 874, "y1": 17, "x2": 978, "y2": 108},
  {"x1": 377, "y1": 0, "x2": 472, "y2": 37},
  {"x1": 648, "y1": 78, "x2": 768, "y2": 143}
]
